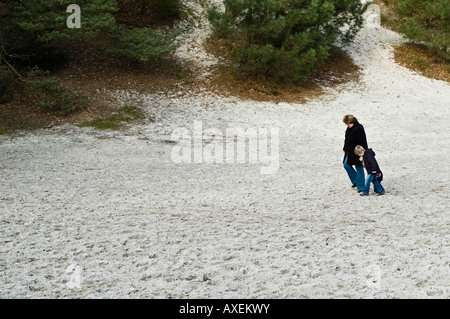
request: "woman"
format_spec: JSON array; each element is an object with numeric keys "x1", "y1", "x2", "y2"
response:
[{"x1": 342, "y1": 115, "x2": 368, "y2": 192}]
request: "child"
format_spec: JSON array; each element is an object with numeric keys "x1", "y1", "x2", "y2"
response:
[{"x1": 354, "y1": 145, "x2": 385, "y2": 196}]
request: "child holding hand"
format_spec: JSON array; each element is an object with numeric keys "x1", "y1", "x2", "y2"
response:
[{"x1": 354, "y1": 145, "x2": 385, "y2": 196}]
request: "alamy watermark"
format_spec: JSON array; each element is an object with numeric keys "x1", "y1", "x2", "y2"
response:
[
  {"x1": 366, "y1": 264, "x2": 381, "y2": 289},
  {"x1": 65, "y1": 263, "x2": 82, "y2": 289},
  {"x1": 364, "y1": 4, "x2": 381, "y2": 29},
  {"x1": 170, "y1": 121, "x2": 280, "y2": 175},
  {"x1": 66, "y1": 4, "x2": 81, "y2": 29}
]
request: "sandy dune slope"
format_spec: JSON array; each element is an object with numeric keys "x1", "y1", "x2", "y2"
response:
[{"x1": 0, "y1": 1, "x2": 448, "y2": 298}]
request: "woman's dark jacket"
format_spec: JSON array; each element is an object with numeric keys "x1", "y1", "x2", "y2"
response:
[
  {"x1": 362, "y1": 149, "x2": 382, "y2": 175},
  {"x1": 343, "y1": 121, "x2": 368, "y2": 166}
]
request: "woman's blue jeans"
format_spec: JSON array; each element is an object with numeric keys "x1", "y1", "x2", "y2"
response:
[
  {"x1": 343, "y1": 155, "x2": 365, "y2": 191},
  {"x1": 362, "y1": 173, "x2": 385, "y2": 195}
]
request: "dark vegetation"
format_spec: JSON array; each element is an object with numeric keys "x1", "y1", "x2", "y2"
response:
[
  {"x1": 0, "y1": 0, "x2": 447, "y2": 134},
  {"x1": 0, "y1": 0, "x2": 184, "y2": 133},
  {"x1": 376, "y1": 0, "x2": 449, "y2": 81}
]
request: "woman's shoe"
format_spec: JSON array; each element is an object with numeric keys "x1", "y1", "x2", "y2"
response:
[
  {"x1": 376, "y1": 191, "x2": 385, "y2": 196},
  {"x1": 360, "y1": 193, "x2": 369, "y2": 196}
]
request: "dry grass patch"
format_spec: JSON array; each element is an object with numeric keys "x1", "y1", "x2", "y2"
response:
[
  {"x1": 203, "y1": 37, "x2": 361, "y2": 103},
  {"x1": 0, "y1": 40, "x2": 191, "y2": 135},
  {"x1": 374, "y1": 0, "x2": 449, "y2": 83},
  {"x1": 393, "y1": 43, "x2": 450, "y2": 83}
]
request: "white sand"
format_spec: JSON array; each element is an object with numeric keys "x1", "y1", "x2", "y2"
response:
[{"x1": 0, "y1": 1, "x2": 449, "y2": 298}]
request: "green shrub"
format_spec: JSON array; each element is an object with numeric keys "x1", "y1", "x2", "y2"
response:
[
  {"x1": 207, "y1": 5, "x2": 234, "y2": 39},
  {"x1": 79, "y1": 106, "x2": 144, "y2": 130},
  {"x1": 390, "y1": 0, "x2": 449, "y2": 61},
  {"x1": 107, "y1": 27, "x2": 181, "y2": 62},
  {"x1": 3, "y1": 0, "x2": 180, "y2": 73},
  {"x1": 31, "y1": 78, "x2": 89, "y2": 116},
  {"x1": 208, "y1": 0, "x2": 367, "y2": 84}
]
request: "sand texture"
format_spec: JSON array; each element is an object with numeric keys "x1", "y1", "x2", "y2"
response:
[{"x1": 0, "y1": 1, "x2": 449, "y2": 298}]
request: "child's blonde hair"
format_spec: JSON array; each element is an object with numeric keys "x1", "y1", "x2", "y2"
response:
[{"x1": 354, "y1": 145, "x2": 365, "y2": 156}]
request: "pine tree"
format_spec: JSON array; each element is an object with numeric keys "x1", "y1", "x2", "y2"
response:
[
  {"x1": 390, "y1": 0, "x2": 449, "y2": 61},
  {"x1": 107, "y1": 27, "x2": 181, "y2": 62},
  {"x1": 117, "y1": 0, "x2": 182, "y2": 21},
  {"x1": 208, "y1": 0, "x2": 368, "y2": 83},
  {"x1": 0, "y1": 0, "x2": 180, "y2": 74},
  {"x1": 6, "y1": 0, "x2": 117, "y2": 43},
  {"x1": 0, "y1": 0, "x2": 181, "y2": 108}
]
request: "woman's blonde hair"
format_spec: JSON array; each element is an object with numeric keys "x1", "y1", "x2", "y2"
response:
[
  {"x1": 343, "y1": 114, "x2": 358, "y2": 125},
  {"x1": 354, "y1": 145, "x2": 365, "y2": 155}
]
